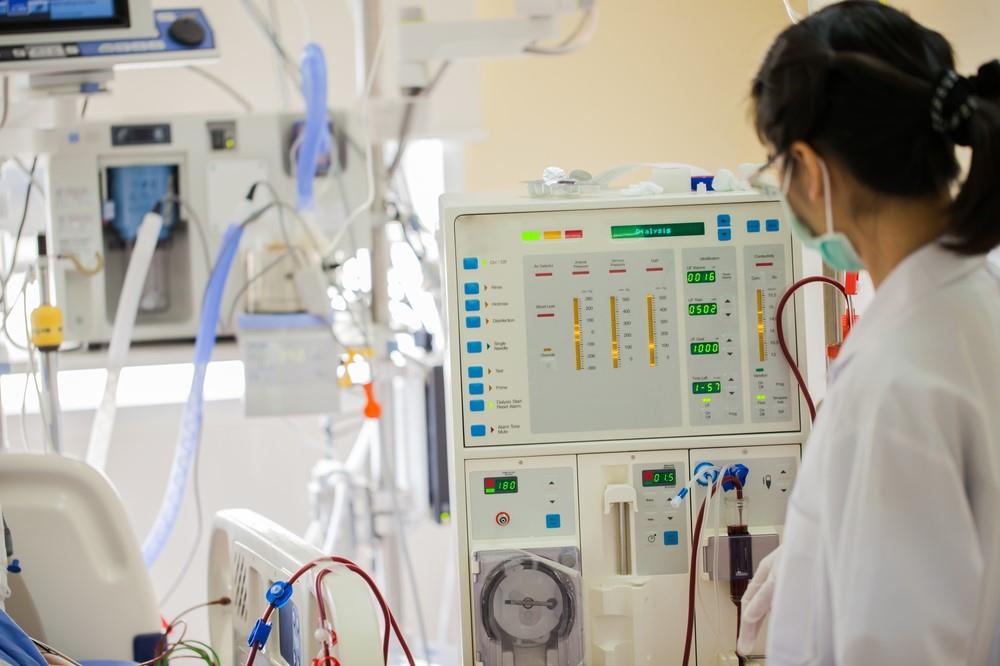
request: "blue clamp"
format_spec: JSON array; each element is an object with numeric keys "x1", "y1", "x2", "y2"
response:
[
  {"x1": 693, "y1": 462, "x2": 719, "y2": 487},
  {"x1": 6, "y1": 559, "x2": 20, "y2": 574},
  {"x1": 266, "y1": 581, "x2": 294, "y2": 609},
  {"x1": 722, "y1": 464, "x2": 750, "y2": 491},
  {"x1": 247, "y1": 618, "x2": 272, "y2": 650}
]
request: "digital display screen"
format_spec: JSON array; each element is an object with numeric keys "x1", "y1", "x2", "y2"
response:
[
  {"x1": 688, "y1": 302, "x2": 718, "y2": 316},
  {"x1": 686, "y1": 270, "x2": 716, "y2": 284},
  {"x1": 0, "y1": 0, "x2": 127, "y2": 33},
  {"x1": 642, "y1": 468, "x2": 677, "y2": 487},
  {"x1": 691, "y1": 342, "x2": 720, "y2": 355},
  {"x1": 611, "y1": 223, "x2": 705, "y2": 240},
  {"x1": 484, "y1": 476, "x2": 518, "y2": 494},
  {"x1": 693, "y1": 381, "x2": 722, "y2": 394}
]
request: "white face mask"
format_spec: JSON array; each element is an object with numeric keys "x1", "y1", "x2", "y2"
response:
[{"x1": 780, "y1": 157, "x2": 866, "y2": 273}]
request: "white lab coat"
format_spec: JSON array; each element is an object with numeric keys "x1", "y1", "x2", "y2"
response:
[{"x1": 767, "y1": 242, "x2": 1000, "y2": 665}]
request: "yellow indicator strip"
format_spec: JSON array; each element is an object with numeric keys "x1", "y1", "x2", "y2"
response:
[
  {"x1": 756, "y1": 289, "x2": 766, "y2": 362},
  {"x1": 646, "y1": 294, "x2": 656, "y2": 367},
  {"x1": 573, "y1": 297, "x2": 582, "y2": 371},
  {"x1": 610, "y1": 296, "x2": 620, "y2": 369}
]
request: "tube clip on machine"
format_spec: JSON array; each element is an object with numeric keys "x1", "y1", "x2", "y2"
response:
[{"x1": 441, "y1": 191, "x2": 811, "y2": 665}]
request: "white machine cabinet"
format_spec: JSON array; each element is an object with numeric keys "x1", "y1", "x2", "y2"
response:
[{"x1": 441, "y1": 191, "x2": 813, "y2": 666}]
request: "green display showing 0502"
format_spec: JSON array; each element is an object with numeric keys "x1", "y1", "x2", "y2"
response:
[{"x1": 688, "y1": 302, "x2": 718, "y2": 316}]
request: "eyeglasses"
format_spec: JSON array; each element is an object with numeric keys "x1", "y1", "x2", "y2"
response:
[{"x1": 748, "y1": 153, "x2": 785, "y2": 196}]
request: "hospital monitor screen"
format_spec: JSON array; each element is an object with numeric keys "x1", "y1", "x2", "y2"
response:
[{"x1": 0, "y1": 0, "x2": 129, "y2": 34}]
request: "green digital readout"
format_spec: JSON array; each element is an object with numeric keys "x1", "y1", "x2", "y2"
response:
[
  {"x1": 692, "y1": 381, "x2": 722, "y2": 394},
  {"x1": 686, "y1": 270, "x2": 716, "y2": 284},
  {"x1": 691, "y1": 342, "x2": 720, "y2": 355},
  {"x1": 688, "y1": 302, "x2": 719, "y2": 316},
  {"x1": 642, "y1": 468, "x2": 677, "y2": 487},
  {"x1": 484, "y1": 477, "x2": 518, "y2": 494},
  {"x1": 611, "y1": 222, "x2": 706, "y2": 240}
]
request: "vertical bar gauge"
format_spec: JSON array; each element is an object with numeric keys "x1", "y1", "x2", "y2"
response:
[
  {"x1": 573, "y1": 297, "x2": 583, "y2": 371},
  {"x1": 756, "y1": 288, "x2": 766, "y2": 362},
  {"x1": 610, "y1": 296, "x2": 620, "y2": 369},
  {"x1": 646, "y1": 294, "x2": 656, "y2": 367}
]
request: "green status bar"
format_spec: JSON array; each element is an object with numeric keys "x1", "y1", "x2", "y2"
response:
[{"x1": 611, "y1": 222, "x2": 706, "y2": 240}]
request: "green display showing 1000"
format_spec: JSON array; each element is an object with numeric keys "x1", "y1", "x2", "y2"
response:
[{"x1": 691, "y1": 342, "x2": 720, "y2": 355}]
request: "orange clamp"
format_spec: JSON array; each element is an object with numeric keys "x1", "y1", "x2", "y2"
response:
[{"x1": 363, "y1": 383, "x2": 382, "y2": 419}]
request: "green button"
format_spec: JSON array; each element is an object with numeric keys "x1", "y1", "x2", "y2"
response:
[{"x1": 522, "y1": 230, "x2": 542, "y2": 242}]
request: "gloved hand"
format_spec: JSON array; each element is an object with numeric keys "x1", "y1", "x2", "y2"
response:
[{"x1": 736, "y1": 546, "x2": 783, "y2": 657}]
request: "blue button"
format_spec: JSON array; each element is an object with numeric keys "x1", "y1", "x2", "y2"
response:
[
  {"x1": 717, "y1": 228, "x2": 732, "y2": 241},
  {"x1": 469, "y1": 383, "x2": 484, "y2": 395},
  {"x1": 470, "y1": 400, "x2": 485, "y2": 412},
  {"x1": 747, "y1": 219, "x2": 761, "y2": 233},
  {"x1": 465, "y1": 299, "x2": 481, "y2": 312},
  {"x1": 463, "y1": 257, "x2": 479, "y2": 270},
  {"x1": 466, "y1": 316, "x2": 481, "y2": 329},
  {"x1": 545, "y1": 514, "x2": 561, "y2": 529},
  {"x1": 467, "y1": 341, "x2": 483, "y2": 354},
  {"x1": 471, "y1": 425, "x2": 486, "y2": 437},
  {"x1": 717, "y1": 214, "x2": 731, "y2": 227},
  {"x1": 464, "y1": 282, "x2": 480, "y2": 295},
  {"x1": 468, "y1": 366, "x2": 484, "y2": 379},
  {"x1": 766, "y1": 218, "x2": 780, "y2": 232},
  {"x1": 664, "y1": 530, "x2": 680, "y2": 546}
]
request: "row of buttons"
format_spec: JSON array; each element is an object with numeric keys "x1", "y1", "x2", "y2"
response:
[
  {"x1": 716, "y1": 214, "x2": 781, "y2": 242},
  {"x1": 463, "y1": 259, "x2": 486, "y2": 436}
]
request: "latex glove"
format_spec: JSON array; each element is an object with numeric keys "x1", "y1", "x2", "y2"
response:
[{"x1": 737, "y1": 546, "x2": 783, "y2": 657}]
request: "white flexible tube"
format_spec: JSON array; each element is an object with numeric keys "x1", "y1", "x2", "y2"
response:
[{"x1": 85, "y1": 212, "x2": 163, "y2": 470}]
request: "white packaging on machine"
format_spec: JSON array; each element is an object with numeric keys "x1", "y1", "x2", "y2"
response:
[{"x1": 440, "y1": 190, "x2": 815, "y2": 665}]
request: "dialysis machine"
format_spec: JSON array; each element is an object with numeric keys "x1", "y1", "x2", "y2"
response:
[{"x1": 442, "y1": 190, "x2": 811, "y2": 665}]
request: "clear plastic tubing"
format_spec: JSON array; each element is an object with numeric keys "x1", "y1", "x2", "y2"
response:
[{"x1": 141, "y1": 223, "x2": 244, "y2": 566}]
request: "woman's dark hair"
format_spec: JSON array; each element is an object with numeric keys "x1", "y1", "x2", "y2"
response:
[{"x1": 752, "y1": 0, "x2": 1000, "y2": 255}]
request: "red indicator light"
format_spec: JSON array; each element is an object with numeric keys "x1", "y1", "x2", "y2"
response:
[
  {"x1": 565, "y1": 229, "x2": 583, "y2": 239},
  {"x1": 485, "y1": 478, "x2": 495, "y2": 488},
  {"x1": 643, "y1": 470, "x2": 653, "y2": 482}
]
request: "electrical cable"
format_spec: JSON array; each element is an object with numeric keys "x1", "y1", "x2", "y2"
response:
[
  {"x1": 775, "y1": 276, "x2": 853, "y2": 422},
  {"x1": 321, "y1": 25, "x2": 387, "y2": 260},
  {"x1": 224, "y1": 246, "x2": 302, "y2": 330},
  {"x1": 186, "y1": 66, "x2": 254, "y2": 113},
  {"x1": 384, "y1": 61, "x2": 451, "y2": 185},
  {"x1": 80, "y1": 95, "x2": 90, "y2": 119},
  {"x1": 30, "y1": 638, "x2": 82, "y2": 666},
  {"x1": 524, "y1": 6, "x2": 599, "y2": 55},
  {"x1": 239, "y1": 0, "x2": 302, "y2": 88},
  {"x1": 1, "y1": 157, "x2": 38, "y2": 318}
]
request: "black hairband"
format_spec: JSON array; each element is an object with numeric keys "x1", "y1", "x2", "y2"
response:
[{"x1": 930, "y1": 60, "x2": 1000, "y2": 146}]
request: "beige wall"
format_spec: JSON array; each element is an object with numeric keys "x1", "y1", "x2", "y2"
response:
[{"x1": 466, "y1": 0, "x2": 1000, "y2": 192}]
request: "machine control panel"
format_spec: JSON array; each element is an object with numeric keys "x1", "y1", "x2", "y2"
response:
[
  {"x1": 452, "y1": 198, "x2": 800, "y2": 447},
  {"x1": 468, "y1": 466, "x2": 576, "y2": 541},
  {"x1": 634, "y1": 462, "x2": 689, "y2": 576}
]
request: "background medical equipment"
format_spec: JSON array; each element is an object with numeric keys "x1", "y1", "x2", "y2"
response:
[
  {"x1": 442, "y1": 190, "x2": 813, "y2": 664},
  {"x1": 43, "y1": 111, "x2": 356, "y2": 346},
  {"x1": 0, "y1": 453, "x2": 160, "y2": 662},
  {"x1": 208, "y1": 509, "x2": 386, "y2": 666}
]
